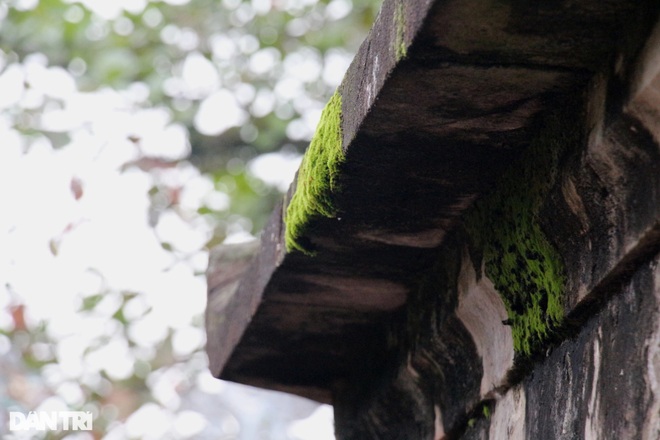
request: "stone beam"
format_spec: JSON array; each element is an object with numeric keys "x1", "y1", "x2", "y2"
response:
[{"x1": 205, "y1": 0, "x2": 656, "y2": 418}]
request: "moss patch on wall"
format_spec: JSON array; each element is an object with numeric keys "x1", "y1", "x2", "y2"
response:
[
  {"x1": 285, "y1": 90, "x2": 344, "y2": 254},
  {"x1": 464, "y1": 110, "x2": 577, "y2": 357},
  {"x1": 394, "y1": 0, "x2": 407, "y2": 61}
]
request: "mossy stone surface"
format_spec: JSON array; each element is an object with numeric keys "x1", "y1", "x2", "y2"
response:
[
  {"x1": 285, "y1": 90, "x2": 344, "y2": 254},
  {"x1": 394, "y1": 1, "x2": 407, "y2": 61},
  {"x1": 464, "y1": 111, "x2": 575, "y2": 356}
]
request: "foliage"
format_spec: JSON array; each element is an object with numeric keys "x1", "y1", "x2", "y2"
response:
[{"x1": 0, "y1": 0, "x2": 379, "y2": 438}]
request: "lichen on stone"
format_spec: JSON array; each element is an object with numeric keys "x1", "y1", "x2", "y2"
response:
[
  {"x1": 284, "y1": 90, "x2": 344, "y2": 255},
  {"x1": 394, "y1": 0, "x2": 407, "y2": 61},
  {"x1": 464, "y1": 110, "x2": 576, "y2": 357}
]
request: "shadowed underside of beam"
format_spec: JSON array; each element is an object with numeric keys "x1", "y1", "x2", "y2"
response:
[{"x1": 205, "y1": 0, "x2": 655, "y2": 407}]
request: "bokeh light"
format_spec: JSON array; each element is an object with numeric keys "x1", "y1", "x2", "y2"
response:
[{"x1": 0, "y1": 0, "x2": 379, "y2": 438}]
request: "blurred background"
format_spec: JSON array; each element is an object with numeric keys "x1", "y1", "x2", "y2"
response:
[{"x1": 0, "y1": 0, "x2": 379, "y2": 438}]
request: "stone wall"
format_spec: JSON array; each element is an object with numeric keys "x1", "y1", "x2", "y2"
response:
[
  {"x1": 205, "y1": 0, "x2": 660, "y2": 438},
  {"x1": 334, "y1": 13, "x2": 660, "y2": 440}
]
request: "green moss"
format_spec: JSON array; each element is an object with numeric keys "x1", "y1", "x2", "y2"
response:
[
  {"x1": 482, "y1": 404, "x2": 491, "y2": 419},
  {"x1": 284, "y1": 90, "x2": 344, "y2": 254},
  {"x1": 464, "y1": 111, "x2": 577, "y2": 357},
  {"x1": 394, "y1": 1, "x2": 407, "y2": 61}
]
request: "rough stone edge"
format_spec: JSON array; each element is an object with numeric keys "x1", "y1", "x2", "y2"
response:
[
  {"x1": 205, "y1": 0, "x2": 433, "y2": 381},
  {"x1": 205, "y1": 203, "x2": 285, "y2": 377}
]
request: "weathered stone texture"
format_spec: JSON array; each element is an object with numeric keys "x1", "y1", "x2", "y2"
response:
[
  {"x1": 462, "y1": 254, "x2": 660, "y2": 440},
  {"x1": 205, "y1": 0, "x2": 660, "y2": 438}
]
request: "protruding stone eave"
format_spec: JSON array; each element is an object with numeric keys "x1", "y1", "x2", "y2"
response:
[
  {"x1": 205, "y1": 203, "x2": 285, "y2": 378},
  {"x1": 205, "y1": 0, "x2": 653, "y2": 405}
]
